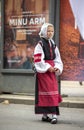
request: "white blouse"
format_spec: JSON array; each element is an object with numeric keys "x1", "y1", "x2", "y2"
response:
[{"x1": 34, "y1": 43, "x2": 63, "y2": 75}]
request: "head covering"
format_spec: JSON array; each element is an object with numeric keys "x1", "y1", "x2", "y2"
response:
[{"x1": 39, "y1": 23, "x2": 54, "y2": 39}]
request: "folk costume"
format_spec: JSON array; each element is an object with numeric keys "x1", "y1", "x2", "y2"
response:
[{"x1": 34, "y1": 23, "x2": 63, "y2": 124}]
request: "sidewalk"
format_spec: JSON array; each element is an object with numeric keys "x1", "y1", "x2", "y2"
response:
[
  {"x1": 61, "y1": 81, "x2": 84, "y2": 108},
  {"x1": 0, "y1": 81, "x2": 84, "y2": 108}
]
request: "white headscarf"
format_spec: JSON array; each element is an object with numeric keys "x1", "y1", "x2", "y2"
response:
[{"x1": 39, "y1": 23, "x2": 54, "y2": 39}]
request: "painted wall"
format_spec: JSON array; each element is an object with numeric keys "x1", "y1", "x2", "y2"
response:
[{"x1": 60, "y1": 0, "x2": 84, "y2": 81}]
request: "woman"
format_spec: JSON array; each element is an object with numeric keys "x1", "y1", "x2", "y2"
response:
[{"x1": 34, "y1": 23, "x2": 63, "y2": 124}]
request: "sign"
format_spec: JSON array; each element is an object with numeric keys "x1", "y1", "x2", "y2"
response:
[{"x1": 4, "y1": 0, "x2": 49, "y2": 69}]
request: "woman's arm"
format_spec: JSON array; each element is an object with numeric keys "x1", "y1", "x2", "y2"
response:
[
  {"x1": 54, "y1": 46, "x2": 63, "y2": 75},
  {"x1": 34, "y1": 43, "x2": 51, "y2": 73}
]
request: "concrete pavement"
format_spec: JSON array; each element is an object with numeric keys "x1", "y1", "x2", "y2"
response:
[
  {"x1": 0, "y1": 104, "x2": 84, "y2": 130},
  {"x1": 0, "y1": 81, "x2": 84, "y2": 108},
  {"x1": 61, "y1": 81, "x2": 84, "y2": 108}
]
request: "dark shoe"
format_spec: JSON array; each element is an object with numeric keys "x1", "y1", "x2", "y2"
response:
[
  {"x1": 42, "y1": 116, "x2": 51, "y2": 122},
  {"x1": 51, "y1": 118, "x2": 57, "y2": 124}
]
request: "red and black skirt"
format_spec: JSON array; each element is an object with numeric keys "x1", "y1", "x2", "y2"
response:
[{"x1": 35, "y1": 60, "x2": 62, "y2": 115}]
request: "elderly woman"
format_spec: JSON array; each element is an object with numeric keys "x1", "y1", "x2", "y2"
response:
[{"x1": 34, "y1": 23, "x2": 63, "y2": 124}]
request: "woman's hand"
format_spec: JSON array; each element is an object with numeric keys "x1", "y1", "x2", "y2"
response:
[
  {"x1": 48, "y1": 67, "x2": 55, "y2": 72},
  {"x1": 54, "y1": 68, "x2": 60, "y2": 75}
]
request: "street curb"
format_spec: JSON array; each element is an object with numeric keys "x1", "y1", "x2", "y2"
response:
[
  {"x1": 60, "y1": 101, "x2": 84, "y2": 108},
  {"x1": 0, "y1": 98, "x2": 35, "y2": 105},
  {"x1": 0, "y1": 96, "x2": 84, "y2": 108}
]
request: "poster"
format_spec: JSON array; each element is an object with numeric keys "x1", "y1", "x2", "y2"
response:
[
  {"x1": 60, "y1": 0, "x2": 84, "y2": 81},
  {"x1": 0, "y1": 1, "x2": 1, "y2": 33},
  {"x1": 69, "y1": 0, "x2": 84, "y2": 40},
  {"x1": 4, "y1": 0, "x2": 49, "y2": 69}
]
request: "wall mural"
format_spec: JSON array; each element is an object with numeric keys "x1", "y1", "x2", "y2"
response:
[{"x1": 60, "y1": 0, "x2": 84, "y2": 81}]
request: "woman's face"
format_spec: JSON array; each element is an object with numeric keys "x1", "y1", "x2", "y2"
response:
[{"x1": 47, "y1": 26, "x2": 54, "y2": 39}]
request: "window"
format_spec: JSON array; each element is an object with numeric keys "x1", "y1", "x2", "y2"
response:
[{"x1": 1, "y1": 0, "x2": 59, "y2": 73}]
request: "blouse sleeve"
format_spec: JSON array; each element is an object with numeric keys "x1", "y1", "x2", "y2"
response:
[
  {"x1": 54, "y1": 46, "x2": 63, "y2": 75},
  {"x1": 34, "y1": 43, "x2": 51, "y2": 73}
]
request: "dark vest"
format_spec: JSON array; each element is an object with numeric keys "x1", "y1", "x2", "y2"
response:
[{"x1": 39, "y1": 38, "x2": 56, "y2": 60}]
